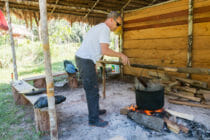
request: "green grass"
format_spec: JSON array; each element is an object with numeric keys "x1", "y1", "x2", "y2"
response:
[{"x1": 0, "y1": 88, "x2": 40, "y2": 140}]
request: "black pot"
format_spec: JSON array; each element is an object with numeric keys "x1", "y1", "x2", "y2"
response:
[{"x1": 135, "y1": 86, "x2": 164, "y2": 110}]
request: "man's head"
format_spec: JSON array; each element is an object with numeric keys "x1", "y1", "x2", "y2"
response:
[{"x1": 105, "y1": 11, "x2": 122, "y2": 31}]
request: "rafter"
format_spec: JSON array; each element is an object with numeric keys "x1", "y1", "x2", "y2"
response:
[
  {"x1": 1, "y1": 0, "x2": 108, "y2": 14},
  {"x1": 84, "y1": 0, "x2": 100, "y2": 19}
]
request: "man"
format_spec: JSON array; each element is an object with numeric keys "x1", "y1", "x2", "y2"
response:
[{"x1": 75, "y1": 11, "x2": 129, "y2": 127}]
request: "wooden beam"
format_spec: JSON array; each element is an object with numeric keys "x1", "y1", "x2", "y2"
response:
[
  {"x1": 121, "y1": 0, "x2": 132, "y2": 10},
  {"x1": 84, "y1": 0, "x2": 100, "y2": 19},
  {"x1": 39, "y1": 0, "x2": 58, "y2": 139},
  {"x1": 5, "y1": 1, "x2": 18, "y2": 80},
  {"x1": 186, "y1": 0, "x2": 194, "y2": 78},
  {"x1": 50, "y1": 0, "x2": 59, "y2": 14},
  {"x1": 2, "y1": 0, "x2": 108, "y2": 14}
]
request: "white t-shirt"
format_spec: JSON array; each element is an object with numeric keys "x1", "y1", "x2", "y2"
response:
[{"x1": 76, "y1": 23, "x2": 110, "y2": 64}]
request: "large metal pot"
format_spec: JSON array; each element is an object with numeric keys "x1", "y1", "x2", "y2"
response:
[{"x1": 135, "y1": 85, "x2": 164, "y2": 110}]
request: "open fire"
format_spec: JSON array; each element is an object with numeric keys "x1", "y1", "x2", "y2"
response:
[{"x1": 127, "y1": 104, "x2": 164, "y2": 116}]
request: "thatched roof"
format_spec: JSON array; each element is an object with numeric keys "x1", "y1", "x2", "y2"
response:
[{"x1": 0, "y1": 0, "x2": 169, "y2": 26}]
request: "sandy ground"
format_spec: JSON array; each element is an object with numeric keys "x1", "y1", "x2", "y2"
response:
[{"x1": 42, "y1": 78, "x2": 210, "y2": 140}]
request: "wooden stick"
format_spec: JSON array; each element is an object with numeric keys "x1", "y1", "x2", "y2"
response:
[
  {"x1": 174, "y1": 86, "x2": 197, "y2": 93},
  {"x1": 5, "y1": 1, "x2": 18, "y2": 80},
  {"x1": 175, "y1": 77, "x2": 208, "y2": 89},
  {"x1": 168, "y1": 92, "x2": 201, "y2": 102},
  {"x1": 197, "y1": 89, "x2": 210, "y2": 95},
  {"x1": 168, "y1": 99, "x2": 210, "y2": 109}
]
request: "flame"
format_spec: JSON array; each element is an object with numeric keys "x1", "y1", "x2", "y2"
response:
[
  {"x1": 127, "y1": 104, "x2": 138, "y2": 111},
  {"x1": 143, "y1": 108, "x2": 164, "y2": 116}
]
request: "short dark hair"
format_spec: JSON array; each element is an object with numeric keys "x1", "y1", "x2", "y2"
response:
[{"x1": 107, "y1": 11, "x2": 121, "y2": 20}]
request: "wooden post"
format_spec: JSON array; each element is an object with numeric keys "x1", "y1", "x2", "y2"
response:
[
  {"x1": 39, "y1": 0, "x2": 58, "y2": 139},
  {"x1": 5, "y1": 1, "x2": 18, "y2": 80},
  {"x1": 34, "y1": 109, "x2": 50, "y2": 132},
  {"x1": 187, "y1": 0, "x2": 194, "y2": 78},
  {"x1": 120, "y1": 9, "x2": 124, "y2": 79},
  {"x1": 102, "y1": 63, "x2": 106, "y2": 99}
]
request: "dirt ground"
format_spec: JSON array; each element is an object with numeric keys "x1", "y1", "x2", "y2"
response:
[{"x1": 41, "y1": 77, "x2": 210, "y2": 140}]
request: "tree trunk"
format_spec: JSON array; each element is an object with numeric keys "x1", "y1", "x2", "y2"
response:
[
  {"x1": 39, "y1": 0, "x2": 58, "y2": 139},
  {"x1": 5, "y1": 1, "x2": 18, "y2": 80}
]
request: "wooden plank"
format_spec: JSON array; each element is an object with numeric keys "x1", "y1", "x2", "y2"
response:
[
  {"x1": 197, "y1": 89, "x2": 210, "y2": 94},
  {"x1": 165, "y1": 109, "x2": 194, "y2": 121},
  {"x1": 128, "y1": 58, "x2": 186, "y2": 67},
  {"x1": 124, "y1": 22, "x2": 210, "y2": 40},
  {"x1": 174, "y1": 86, "x2": 197, "y2": 93},
  {"x1": 192, "y1": 50, "x2": 210, "y2": 63},
  {"x1": 124, "y1": 49, "x2": 187, "y2": 60},
  {"x1": 124, "y1": 36, "x2": 210, "y2": 50},
  {"x1": 12, "y1": 80, "x2": 35, "y2": 92},
  {"x1": 123, "y1": 37, "x2": 187, "y2": 50},
  {"x1": 168, "y1": 99, "x2": 210, "y2": 109},
  {"x1": 124, "y1": 6, "x2": 210, "y2": 27},
  {"x1": 124, "y1": 0, "x2": 210, "y2": 21},
  {"x1": 23, "y1": 71, "x2": 67, "y2": 81},
  {"x1": 203, "y1": 94, "x2": 210, "y2": 101}
]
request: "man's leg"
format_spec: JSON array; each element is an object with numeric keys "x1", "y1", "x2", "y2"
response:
[
  {"x1": 76, "y1": 57, "x2": 99, "y2": 122},
  {"x1": 76, "y1": 56, "x2": 108, "y2": 127}
]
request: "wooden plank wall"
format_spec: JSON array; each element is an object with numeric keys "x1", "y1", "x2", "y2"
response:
[{"x1": 123, "y1": 0, "x2": 210, "y2": 87}]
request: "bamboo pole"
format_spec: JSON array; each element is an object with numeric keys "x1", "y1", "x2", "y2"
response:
[
  {"x1": 187, "y1": 0, "x2": 194, "y2": 78},
  {"x1": 5, "y1": 1, "x2": 18, "y2": 80},
  {"x1": 39, "y1": 0, "x2": 58, "y2": 139}
]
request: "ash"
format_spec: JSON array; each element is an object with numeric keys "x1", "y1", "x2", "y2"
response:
[{"x1": 45, "y1": 79, "x2": 210, "y2": 140}]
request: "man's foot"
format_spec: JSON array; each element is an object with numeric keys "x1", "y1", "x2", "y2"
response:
[
  {"x1": 89, "y1": 119, "x2": 108, "y2": 127},
  {"x1": 99, "y1": 109, "x2": 106, "y2": 115}
]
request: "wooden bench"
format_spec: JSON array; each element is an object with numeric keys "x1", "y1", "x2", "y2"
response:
[
  {"x1": 11, "y1": 80, "x2": 55, "y2": 132},
  {"x1": 23, "y1": 71, "x2": 78, "y2": 88}
]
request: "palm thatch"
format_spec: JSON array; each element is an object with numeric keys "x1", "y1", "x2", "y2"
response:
[{"x1": 0, "y1": 0, "x2": 169, "y2": 26}]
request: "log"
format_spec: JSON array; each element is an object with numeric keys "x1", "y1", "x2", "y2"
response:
[
  {"x1": 34, "y1": 78, "x2": 46, "y2": 88},
  {"x1": 174, "y1": 86, "x2": 197, "y2": 93},
  {"x1": 128, "y1": 112, "x2": 164, "y2": 132},
  {"x1": 175, "y1": 77, "x2": 208, "y2": 89},
  {"x1": 168, "y1": 99, "x2": 210, "y2": 109},
  {"x1": 168, "y1": 91, "x2": 201, "y2": 102},
  {"x1": 203, "y1": 94, "x2": 210, "y2": 101},
  {"x1": 34, "y1": 109, "x2": 50, "y2": 132},
  {"x1": 165, "y1": 109, "x2": 194, "y2": 121},
  {"x1": 164, "y1": 117, "x2": 180, "y2": 134},
  {"x1": 197, "y1": 89, "x2": 210, "y2": 95}
]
